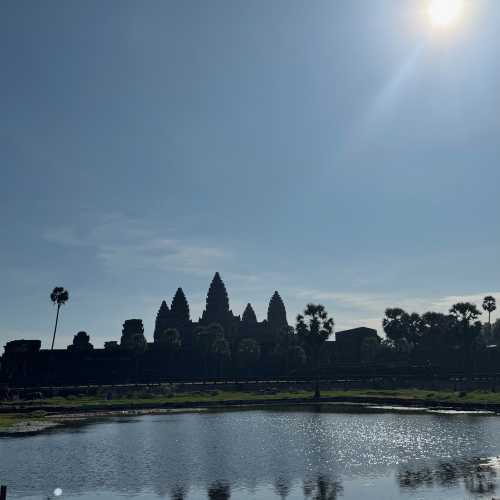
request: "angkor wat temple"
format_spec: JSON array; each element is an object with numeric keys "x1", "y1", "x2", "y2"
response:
[
  {"x1": 151, "y1": 272, "x2": 289, "y2": 348},
  {"x1": 1, "y1": 272, "x2": 380, "y2": 386}
]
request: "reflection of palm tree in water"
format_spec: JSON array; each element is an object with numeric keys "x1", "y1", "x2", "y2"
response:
[
  {"x1": 463, "y1": 462, "x2": 497, "y2": 495},
  {"x1": 398, "y1": 458, "x2": 497, "y2": 495},
  {"x1": 207, "y1": 480, "x2": 231, "y2": 500},
  {"x1": 303, "y1": 475, "x2": 343, "y2": 500},
  {"x1": 274, "y1": 475, "x2": 291, "y2": 499},
  {"x1": 169, "y1": 485, "x2": 187, "y2": 500}
]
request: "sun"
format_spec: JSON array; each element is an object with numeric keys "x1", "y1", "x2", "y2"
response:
[{"x1": 427, "y1": 0, "x2": 465, "y2": 28}]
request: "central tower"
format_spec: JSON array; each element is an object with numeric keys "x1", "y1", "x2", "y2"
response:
[
  {"x1": 201, "y1": 272, "x2": 230, "y2": 324},
  {"x1": 200, "y1": 272, "x2": 239, "y2": 338}
]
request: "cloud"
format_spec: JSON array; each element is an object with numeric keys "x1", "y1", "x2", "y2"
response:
[
  {"x1": 42, "y1": 213, "x2": 500, "y2": 335},
  {"x1": 44, "y1": 212, "x2": 230, "y2": 276}
]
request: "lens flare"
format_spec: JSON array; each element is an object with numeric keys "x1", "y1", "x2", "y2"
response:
[{"x1": 428, "y1": 0, "x2": 465, "y2": 28}]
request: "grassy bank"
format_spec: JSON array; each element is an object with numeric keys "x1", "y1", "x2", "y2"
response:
[
  {"x1": 0, "y1": 411, "x2": 49, "y2": 431},
  {"x1": 0, "y1": 414, "x2": 20, "y2": 428},
  {"x1": 4, "y1": 388, "x2": 500, "y2": 433},
  {"x1": 4, "y1": 388, "x2": 500, "y2": 412}
]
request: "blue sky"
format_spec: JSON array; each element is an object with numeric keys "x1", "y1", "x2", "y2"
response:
[{"x1": 1, "y1": 0, "x2": 499, "y2": 348}]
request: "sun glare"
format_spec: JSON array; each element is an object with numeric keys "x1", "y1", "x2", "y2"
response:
[{"x1": 428, "y1": 0, "x2": 465, "y2": 28}]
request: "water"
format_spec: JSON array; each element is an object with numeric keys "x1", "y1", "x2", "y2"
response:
[{"x1": 1, "y1": 404, "x2": 500, "y2": 499}]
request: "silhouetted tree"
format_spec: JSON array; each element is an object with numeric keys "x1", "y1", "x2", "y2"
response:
[
  {"x1": 156, "y1": 328, "x2": 181, "y2": 350},
  {"x1": 274, "y1": 326, "x2": 306, "y2": 374},
  {"x1": 50, "y1": 287, "x2": 69, "y2": 350},
  {"x1": 383, "y1": 308, "x2": 409, "y2": 350},
  {"x1": 407, "y1": 312, "x2": 424, "y2": 346},
  {"x1": 237, "y1": 338, "x2": 261, "y2": 376},
  {"x1": 212, "y1": 336, "x2": 231, "y2": 378},
  {"x1": 195, "y1": 323, "x2": 225, "y2": 379},
  {"x1": 418, "y1": 312, "x2": 456, "y2": 363},
  {"x1": 492, "y1": 319, "x2": 500, "y2": 344},
  {"x1": 156, "y1": 328, "x2": 181, "y2": 376},
  {"x1": 296, "y1": 304, "x2": 334, "y2": 399},
  {"x1": 449, "y1": 302, "x2": 482, "y2": 372},
  {"x1": 483, "y1": 296, "x2": 497, "y2": 327},
  {"x1": 382, "y1": 308, "x2": 424, "y2": 353},
  {"x1": 449, "y1": 302, "x2": 481, "y2": 325}
]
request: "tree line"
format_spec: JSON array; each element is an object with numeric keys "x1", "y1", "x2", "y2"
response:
[{"x1": 381, "y1": 296, "x2": 498, "y2": 370}]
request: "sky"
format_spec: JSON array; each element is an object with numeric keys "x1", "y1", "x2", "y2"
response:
[{"x1": 1, "y1": 0, "x2": 499, "y2": 349}]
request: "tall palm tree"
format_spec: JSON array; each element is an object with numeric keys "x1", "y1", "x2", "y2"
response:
[
  {"x1": 483, "y1": 296, "x2": 497, "y2": 327},
  {"x1": 50, "y1": 287, "x2": 69, "y2": 350},
  {"x1": 449, "y1": 302, "x2": 481, "y2": 373},
  {"x1": 296, "y1": 304, "x2": 334, "y2": 400}
]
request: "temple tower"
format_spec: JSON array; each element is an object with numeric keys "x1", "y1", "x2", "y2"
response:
[
  {"x1": 242, "y1": 303, "x2": 257, "y2": 324},
  {"x1": 171, "y1": 288, "x2": 190, "y2": 322},
  {"x1": 201, "y1": 272, "x2": 231, "y2": 324},
  {"x1": 153, "y1": 300, "x2": 171, "y2": 342},
  {"x1": 267, "y1": 291, "x2": 288, "y2": 335}
]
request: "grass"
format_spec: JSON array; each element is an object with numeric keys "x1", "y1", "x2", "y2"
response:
[
  {"x1": 3, "y1": 388, "x2": 500, "y2": 430},
  {"x1": 0, "y1": 412, "x2": 48, "y2": 430},
  {"x1": 1, "y1": 390, "x2": 314, "y2": 408},
  {"x1": 4, "y1": 388, "x2": 500, "y2": 414},
  {"x1": 0, "y1": 414, "x2": 20, "y2": 429}
]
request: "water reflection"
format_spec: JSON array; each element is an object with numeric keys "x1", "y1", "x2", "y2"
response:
[
  {"x1": 303, "y1": 475, "x2": 343, "y2": 500},
  {"x1": 207, "y1": 480, "x2": 231, "y2": 500},
  {"x1": 398, "y1": 457, "x2": 498, "y2": 495},
  {"x1": 3, "y1": 407, "x2": 500, "y2": 499},
  {"x1": 169, "y1": 485, "x2": 188, "y2": 500},
  {"x1": 274, "y1": 476, "x2": 291, "y2": 499}
]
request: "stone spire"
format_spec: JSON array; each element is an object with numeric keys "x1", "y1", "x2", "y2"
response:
[
  {"x1": 153, "y1": 300, "x2": 170, "y2": 342},
  {"x1": 203, "y1": 272, "x2": 230, "y2": 323},
  {"x1": 267, "y1": 291, "x2": 288, "y2": 333},
  {"x1": 242, "y1": 303, "x2": 257, "y2": 324},
  {"x1": 171, "y1": 288, "x2": 190, "y2": 322}
]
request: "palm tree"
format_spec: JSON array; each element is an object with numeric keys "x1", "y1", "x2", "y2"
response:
[
  {"x1": 50, "y1": 287, "x2": 69, "y2": 350},
  {"x1": 296, "y1": 304, "x2": 334, "y2": 400},
  {"x1": 482, "y1": 296, "x2": 497, "y2": 327},
  {"x1": 449, "y1": 302, "x2": 481, "y2": 372}
]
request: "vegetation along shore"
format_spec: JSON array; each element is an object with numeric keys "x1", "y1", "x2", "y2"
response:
[{"x1": 4, "y1": 387, "x2": 500, "y2": 435}]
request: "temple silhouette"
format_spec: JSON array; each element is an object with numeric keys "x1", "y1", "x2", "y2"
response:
[
  {"x1": 151, "y1": 272, "x2": 289, "y2": 349},
  {"x1": 6, "y1": 272, "x2": 360, "y2": 385}
]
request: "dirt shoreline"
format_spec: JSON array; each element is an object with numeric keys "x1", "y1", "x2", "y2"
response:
[{"x1": 2, "y1": 395, "x2": 500, "y2": 436}]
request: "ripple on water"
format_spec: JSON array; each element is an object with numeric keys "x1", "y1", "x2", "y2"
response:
[{"x1": 2, "y1": 407, "x2": 500, "y2": 499}]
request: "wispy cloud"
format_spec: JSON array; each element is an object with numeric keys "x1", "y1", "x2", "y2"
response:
[
  {"x1": 44, "y1": 212, "x2": 231, "y2": 275},
  {"x1": 42, "y1": 213, "x2": 500, "y2": 336}
]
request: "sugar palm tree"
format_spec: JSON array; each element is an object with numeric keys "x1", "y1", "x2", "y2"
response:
[
  {"x1": 50, "y1": 287, "x2": 69, "y2": 350},
  {"x1": 449, "y1": 302, "x2": 481, "y2": 373},
  {"x1": 483, "y1": 296, "x2": 497, "y2": 327},
  {"x1": 296, "y1": 304, "x2": 334, "y2": 400}
]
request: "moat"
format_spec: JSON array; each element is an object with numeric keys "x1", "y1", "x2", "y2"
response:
[{"x1": 1, "y1": 405, "x2": 500, "y2": 500}]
